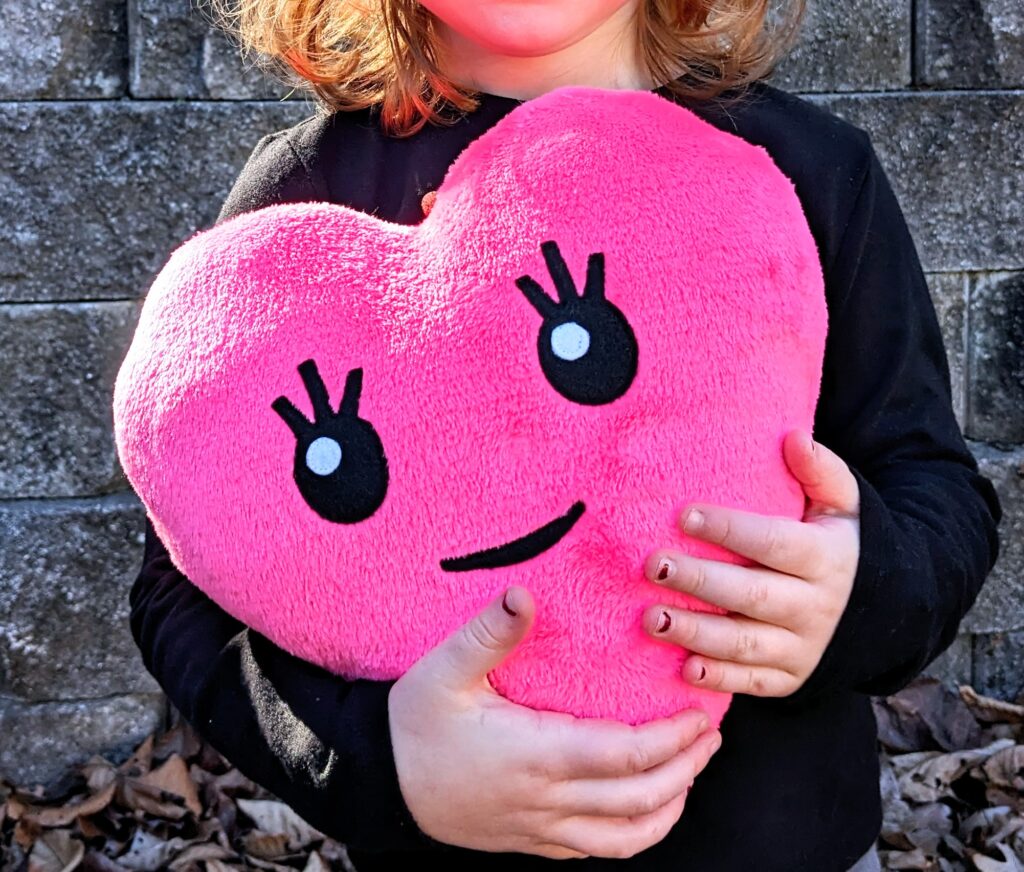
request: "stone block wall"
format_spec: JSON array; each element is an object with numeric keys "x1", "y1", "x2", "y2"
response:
[{"x1": 0, "y1": 0, "x2": 1021, "y2": 787}]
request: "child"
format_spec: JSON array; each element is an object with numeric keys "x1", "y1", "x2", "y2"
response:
[{"x1": 128, "y1": 1, "x2": 1003, "y2": 869}]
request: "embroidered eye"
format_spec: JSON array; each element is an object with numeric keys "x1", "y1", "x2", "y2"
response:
[
  {"x1": 272, "y1": 360, "x2": 388, "y2": 523},
  {"x1": 305, "y1": 436, "x2": 342, "y2": 476},
  {"x1": 550, "y1": 322, "x2": 590, "y2": 361},
  {"x1": 516, "y1": 240, "x2": 638, "y2": 405}
]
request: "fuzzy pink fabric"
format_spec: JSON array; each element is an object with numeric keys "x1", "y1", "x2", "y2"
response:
[{"x1": 113, "y1": 85, "x2": 827, "y2": 727}]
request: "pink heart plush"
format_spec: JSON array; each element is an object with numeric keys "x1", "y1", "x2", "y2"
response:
[{"x1": 113, "y1": 86, "x2": 827, "y2": 727}]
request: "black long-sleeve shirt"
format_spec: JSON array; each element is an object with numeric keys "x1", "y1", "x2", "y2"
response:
[{"x1": 128, "y1": 79, "x2": 1003, "y2": 872}]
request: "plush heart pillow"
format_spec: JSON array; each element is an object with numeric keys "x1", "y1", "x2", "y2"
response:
[{"x1": 113, "y1": 85, "x2": 827, "y2": 727}]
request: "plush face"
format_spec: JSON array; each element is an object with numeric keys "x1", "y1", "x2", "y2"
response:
[{"x1": 113, "y1": 86, "x2": 827, "y2": 727}]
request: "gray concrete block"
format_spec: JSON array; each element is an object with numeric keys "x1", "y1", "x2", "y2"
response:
[
  {"x1": 922, "y1": 634, "x2": 972, "y2": 687},
  {"x1": 0, "y1": 0, "x2": 126, "y2": 99},
  {"x1": 771, "y1": 0, "x2": 911, "y2": 92},
  {"x1": 128, "y1": 0, "x2": 295, "y2": 99},
  {"x1": 926, "y1": 272, "x2": 968, "y2": 430},
  {"x1": 0, "y1": 693, "x2": 165, "y2": 789},
  {"x1": 812, "y1": 92, "x2": 1024, "y2": 273},
  {"x1": 966, "y1": 271, "x2": 1024, "y2": 443},
  {"x1": 960, "y1": 442, "x2": 1024, "y2": 634},
  {"x1": 0, "y1": 301, "x2": 140, "y2": 498},
  {"x1": 917, "y1": 0, "x2": 1024, "y2": 87},
  {"x1": 0, "y1": 493, "x2": 159, "y2": 700},
  {"x1": 0, "y1": 100, "x2": 313, "y2": 304},
  {"x1": 972, "y1": 630, "x2": 1024, "y2": 703}
]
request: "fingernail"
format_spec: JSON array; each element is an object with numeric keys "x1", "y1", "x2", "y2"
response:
[
  {"x1": 501, "y1": 590, "x2": 518, "y2": 617},
  {"x1": 683, "y1": 509, "x2": 704, "y2": 533},
  {"x1": 655, "y1": 557, "x2": 675, "y2": 582},
  {"x1": 656, "y1": 610, "x2": 672, "y2": 633},
  {"x1": 698, "y1": 715, "x2": 709, "y2": 732},
  {"x1": 710, "y1": 733, "x2": 722, "y2": 753}
]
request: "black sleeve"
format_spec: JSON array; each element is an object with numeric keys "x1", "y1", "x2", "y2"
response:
[
  {"x1": 214, "y1": 129, "x2": 323, "y2": 224},
  {"x1": 128, "y1": 130, "x2": 441, "y2": 851},
  {"x1": 783, "y1": 135, "x2": 1003, "y2": 702}
]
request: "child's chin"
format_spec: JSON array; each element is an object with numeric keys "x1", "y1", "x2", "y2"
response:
[{"x1": 426, "y1": 0, "x2": 627, "y2": 60}]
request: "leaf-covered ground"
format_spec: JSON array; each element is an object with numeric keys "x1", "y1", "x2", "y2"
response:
[
  {"x1": 2, "y1": 678, "x2": 1022, "y2": 871},
  {"x1": 874, "y1": 680, "x2": 1024, "y2": 871}
]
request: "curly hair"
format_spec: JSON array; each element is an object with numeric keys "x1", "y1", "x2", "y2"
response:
[{"x1": 202, "y1": 0, "x2": 806, "y2": 137}]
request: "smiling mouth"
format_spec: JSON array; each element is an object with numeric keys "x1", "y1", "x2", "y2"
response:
[{"x1": 440, "y1": 501, "x2": 586, "y2": 573}]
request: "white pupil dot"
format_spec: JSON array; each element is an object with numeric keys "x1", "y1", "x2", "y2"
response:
[
  {"x1": 550, "y1": 321, "x2": 590, "y2": 361},
  {"x1": 306, "y1": 437, "x2": 342, "y2": 476}
]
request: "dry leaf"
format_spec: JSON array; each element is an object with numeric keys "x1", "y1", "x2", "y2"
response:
[
  {"x1": 962, "y1": 687, "x2": 1024, "y2": 725},
  {"x1": 152, "y1": 722, "x2": 202, "y2": 765},
  {"x1": 900, "y1": 740, "x2": 1015, "y2": 804},
  {"x1": 302, "y1": 852, "x2": 331, "y2": 872},
  {"x1": 138, "y1": 756, "x2": 202, "y2": 817},
  {"x1": 235, "y1": 800, "x2": 322, "y2": 851},
  {"x1": 165, "y1": 842, "x2": 234, "y2": 869},
  {"x1": 876, "y1": 679, "x2": 982, "y2": 753},
  {"x1": 15, "y1": 816, "x2": 43, "y2": 850},
  {"x1": 27, "y1": 829, "x2": 85, "y2": 872},
  {"x1": 81, "y1": 760, "x2": 118, "y2": 795},
  {"x1": 240, "y1": 830, "x2": 291, "y2": 860},
  {"x1": 903, "y1": 803, "x2": 954, "y2": 853},
  {"x1": 970, "y1": 843, "x2": 1024, "y2": 871},
  {"x1": 985, "y1": 747, "x2": 1024, "y2": 793},
  {"x1": 7, "y1": 794, "x2": 27, "y2": 821},
  {"x1": 81, "y1": 850, "x2": 132, "y2": 872},
  {"x1": 879, "y1": 846, "x2": 935, "y2": 869},
  {"x1": 244, "y1": 858, "x2": 298, "y2": 872},
  {"x1": 117, "y1": 778, "x2": 190, "y2": 822},
  {"x1": 24, "y1": 784, "x2": 116, "y2": 829},
  {"x1": 117, "y1": 736, "x2": 154, "y2": 779},
  {"x1": 116, "y1": 830, "x2": 190, "y2": 872}
]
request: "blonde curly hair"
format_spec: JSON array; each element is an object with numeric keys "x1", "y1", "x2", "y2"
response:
[{"x1": 202, "y1": 0, "x2": 806, "y2": 137}]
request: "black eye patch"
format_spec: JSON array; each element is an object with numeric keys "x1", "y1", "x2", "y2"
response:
[
  {"x1": 271, "y1": 359, "x2": 388, "y2": 523},
  {"x1": 515, "y1": 240, "x2": 638, "y2": 405}
]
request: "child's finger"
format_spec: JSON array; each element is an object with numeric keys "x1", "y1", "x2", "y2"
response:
[
  {"x1": 644, "y1": 549, "x2": 806, "y2": 622},
  {"x1": 550, "y1": 787, "x2": 690, "y2": 859},
  {"x1": 783, "y1": 429, "x2": 860, "y2": 515},
  {"x1": 682, "y1": 656, "x2": 800, "y2": 698},
  {"x1": 676, "y1": 503, "x2": 825, "y2": 578},
  {"x1": 545, "y1": 708, "x2": 710, "y2": 781},
  {"x1": 644, "y1": 607, "x2": 799, "y2": 669},
  {"x1": 531, "y1": 844, "x2": 590, "y2": 860},
  {"x1": 553, "y1": 728, "x2": 720, "y2": 818},
  {"x1": 428, "y1": 585, "x2": 535, "y2": 691}
]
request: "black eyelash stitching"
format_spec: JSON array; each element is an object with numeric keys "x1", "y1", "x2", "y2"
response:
[
  {"x1": 515, "y1": 239, "x2": 638, "y2": 405},
  {"x1": 271, "y1": 359, "x2": 388, "y2": 524}
]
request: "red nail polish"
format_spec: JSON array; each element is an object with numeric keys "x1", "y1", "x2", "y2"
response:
[
  {"x1": 699, "y1": 666, "x2": 707, "y2": 681},
  {"x1": 656, "y1": 610, "x2": 671, "y2": 633},
  {"x1": 657, "y1": 560, "x2": 670, "y2": 581},
  {"x1": 501, "y1": 591, "x2": 518, "y2": 617}
]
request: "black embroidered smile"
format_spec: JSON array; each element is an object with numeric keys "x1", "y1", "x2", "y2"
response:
[{"x1": 440, "y1": 501, "x2": 586, "y2": 572}]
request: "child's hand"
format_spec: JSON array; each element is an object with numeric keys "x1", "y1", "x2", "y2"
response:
[
  {"x1": 388, "y1": 586, "x2": 721, "y2": 859},
  {"x1": 642, "y1": 429, "x2": 861, "y2": 697}
]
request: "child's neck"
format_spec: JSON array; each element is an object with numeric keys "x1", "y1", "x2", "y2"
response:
[{"x1": 435, "y1": 6, "x2": 654, "y2": 101}]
